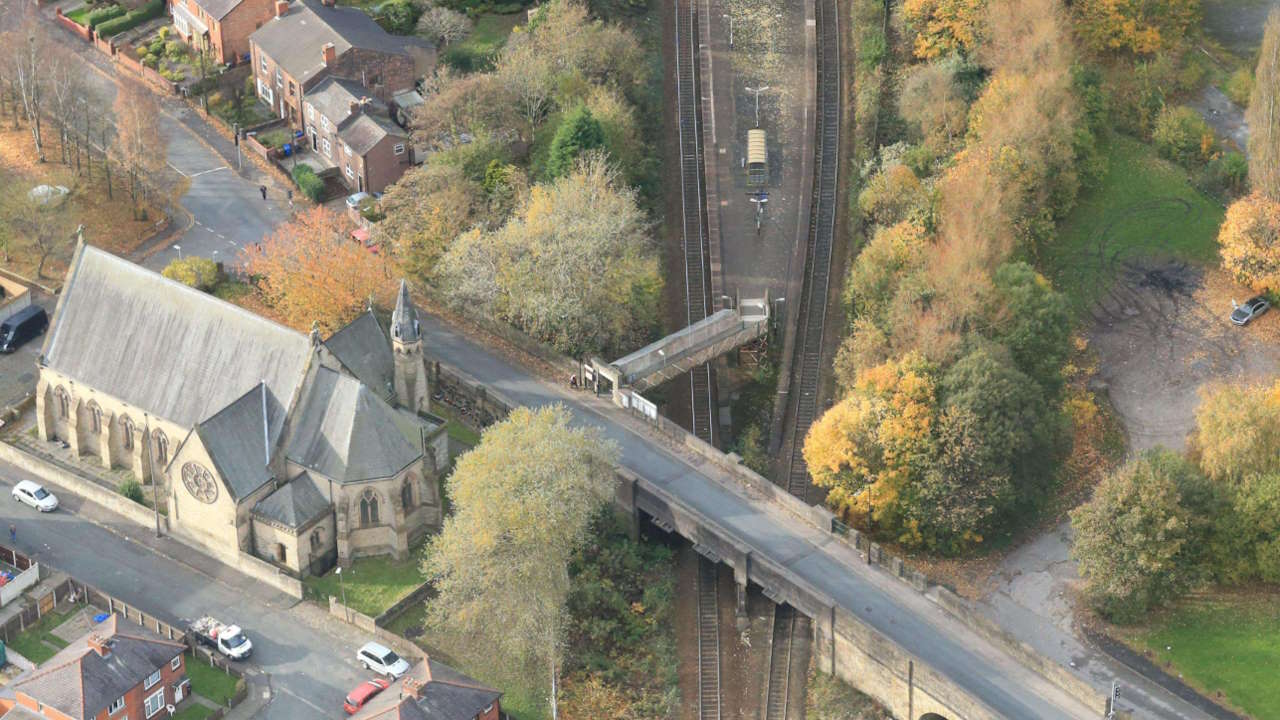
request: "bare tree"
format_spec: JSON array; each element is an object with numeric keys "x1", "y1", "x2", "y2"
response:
[
  {"x1": 110, "y1": 78, "x2": 165, "y2": 219},
  {"x1": 46, "y1": 42, "x2": 88, "y2": 166},
  {"x1": 2, "y1": 191, "x2": 74, "y2": 278},
  {"x1": 416, "y1": 6, "x2": 471, "y2": 47},
  {"x1": 1, "y1": 18, "x2": 51, "y2": 162}
]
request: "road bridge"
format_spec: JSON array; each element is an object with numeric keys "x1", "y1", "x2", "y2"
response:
[{"x1": 419, "y1": 311, "x2": 1102, "y2": 720}]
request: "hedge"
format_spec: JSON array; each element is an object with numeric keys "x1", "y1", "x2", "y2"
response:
[
  {"x1": 292, "y1": 165, "x2": 324, "y2": 202},
  {"x1": 95, "y1": 0, "x2": 164, "y2": 38},
  {"x1": 86, "y1": 4, "x2": 125, "y2": 29}
]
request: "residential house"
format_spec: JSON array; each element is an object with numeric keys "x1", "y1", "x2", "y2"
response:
[
  {"x1": 350, "y1": 659, "x2": 501, "y2": 720},
  {"x1": 303, "y1": 77, "x2": 413, "y2": 193},
  {"x1": 170, "y1": 0, "x2": 278, "y2": 66},
  {"x1": 36, "y1": 242, "x2": 445, "y2": 577},
  {"x1": 7, "y1": 615, "x2": 189, "y2": 720}
]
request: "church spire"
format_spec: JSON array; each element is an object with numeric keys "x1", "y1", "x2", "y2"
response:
[{"x1": 392, "y1": 279, "x2": 419, "y2": 343}]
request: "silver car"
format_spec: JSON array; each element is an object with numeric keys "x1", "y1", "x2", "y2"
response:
[{"x1": 1231, "y1": 296, "x2": 1270, "y2": 326}]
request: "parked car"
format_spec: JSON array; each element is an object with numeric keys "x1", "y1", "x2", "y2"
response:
[
  {"x1": 1231, "y1": 296, "x2": 1271, "y2": 326},
  {"x1": 12, "y1": 480, "x2": 58, "y2": 512},
  {"x1": 343, "y1": 678, "x2": 390, "y2": 714},
  {"x1": 189, "y1": 616, "x2": 253, "y2": 660},
  {"x1": 0, "y1": 305, "x2": 49, "y2": 353},
  {"x1": 356, "y1": 641, "x2": 410, "y2": 678}
]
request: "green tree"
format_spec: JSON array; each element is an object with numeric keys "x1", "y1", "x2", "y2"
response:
[
  {"x1": 546, "y1": 105, "x2": 606, "y2": 179},
  {"x1": 161, "y1": 256, "x2": 220, "y2": 291},
  {"x1": 1070, "y1": 449, "x2": 1211, "y2": 623},
  {"x1": 424, "y1": 405, "x2": 617, "y2": 708},
  {"x1": 987, "y1": 262, "x2": 1071, "y2": 395},
  {"x1": 1152, "y1": 105, "x2": 1213, "y2": 166}
]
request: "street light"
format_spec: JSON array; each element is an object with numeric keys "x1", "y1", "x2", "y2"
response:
[
  {"x1": 721, "y1": 14, "x2": 734, "y2": 48},
  {"x1": 172, "y1": 244, "x2": 182, "y2": 260},
  {"x1": 336, "y1": 566, "x2": 349, "y2": 622},
  {"x1": 745, "y1": 85, "x2": 770, "y2": 128}
]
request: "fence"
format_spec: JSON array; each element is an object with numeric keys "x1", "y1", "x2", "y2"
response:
[{"x1": 0, "y1": 563, "x2": 41, "y2": 607}]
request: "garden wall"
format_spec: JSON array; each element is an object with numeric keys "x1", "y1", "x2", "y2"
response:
[
  {"x1": 116, "y1": 49, "x2": 179, "y2": 95},
  {"x1": 53, "y1": 9, "x2": 93, "y2": 42}
]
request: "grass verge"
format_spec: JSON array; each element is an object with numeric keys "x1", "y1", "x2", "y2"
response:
[
  {"x1": 6, "y1": 607, "x2": 78, "y2": 664},
  {"x1": 184, "y1": 652, "x2": 242, "y2": 707},
  {"x1": 303, "y1": 545, "x2": 429, "y2": 617},
  {"x1": 806, "y1": 654, "x2": 892, "y2": 719},
  {"x1": 1114, "y1": 591, "x2": 1280, "y2": 719},
  {"x1": 1044, "y1": 135, "x2": 1225, "y2": 314},
  {"x1": 170, "y1": 703, "x2": 214, "y2": 720}
]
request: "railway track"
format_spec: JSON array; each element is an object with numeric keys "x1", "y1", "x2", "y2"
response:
[
  {"x1": 781, "y1": 0, "x2": 841, "y2": 501},
  {"x1": 673, "y1": 0, "x2": 715, "y2": 444},
  {"x1": 696, "y1": 557, "x2": 722, "y2": 720}
]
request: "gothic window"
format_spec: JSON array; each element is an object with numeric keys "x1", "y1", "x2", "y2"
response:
[
  {"x1": 401, "y1": 479, "x2": 414, "y2": 510},
  {"x1": 87, "y1": 401, "x2": 102, "y2": 434},
  {"x1": 121, "y1": 416, "x2": 135, "y2": 451},
  {"x1": 153, "y1": 430, "x2": 169, "y2": 465},
  {"x1": 54, "y1": 386, "x2": 69, "y2": 418},
  {"x1": 310, "y1": 528, "x2": 323, "y2": 551},
  {"x1": 359, "y1": 490, "x2": 380, "y2": 527}
]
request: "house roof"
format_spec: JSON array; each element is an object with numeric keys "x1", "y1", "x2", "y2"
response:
[
  {"x1": 306, "y1": 77, "x2": 406, "y2": 157},
  {"x1": 253, "y1": 471, "x2": 331, "y2": 529},
  {"x1": 324, "y1": 310, "x2": 395, "y2": 400},
  {"x1": 190, "y1": 0, "x2": 245, "y2": 21},
  {"x1": 0, "y1": 705, "x2": 47, "y2": 720},
  {"x1": 194, "y1": 382, "x2": 278, "y2": 502},
  {"x1": 342, "y1": 113, "x2": 405, "y2": 156},
  {"x1": 42, "y1": 244, "x2": 312, "y2": 433},
  {"x1": 15, "y1": 615, "x2": 185, "y2": 720},
  {"x1": 307, "y1": 76, "x2": 378, "y2": 126},
  {"x1": 250, "y1": 0, "x2": 433, "y2": 87},
  {"x1": 350, "y1": 660, "x2": 501, "y2": 720},
  {"x1": 286, "y1": 366, "x2": 426, "y2": 483}
]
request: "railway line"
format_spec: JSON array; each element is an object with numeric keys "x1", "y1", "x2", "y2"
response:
[
  {"x1": 696, "y1": 557, "x2": 722, "y2": 720},
  {"x1": 762, "y1": 605, "x2": 809, "y2": 720},
  {"x1": 673, "y1": 0, "x2": 715, "y2": 444},
  {"x1": 780, "y1": 0, "x2": 842, "y2": 503}
]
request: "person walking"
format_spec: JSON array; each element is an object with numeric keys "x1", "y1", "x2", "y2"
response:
[
  {"x1": 8, "y1": 524, "x2": 15, "y2": 543},
  {"x1": 259, "y1": 185, "x2": 268, "y2": 201}
]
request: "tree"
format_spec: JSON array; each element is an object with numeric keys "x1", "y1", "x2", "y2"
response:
[
  {"x1": 438, "y1": 153, "x2": 661, "y2": 356},
  {"x1": 1, "y1": 192, "x2": 74, "y2": 279},
  {"x1": 1152, "y1": 105, "x2": 1212, "y2": 166},
  {"x1": 986, "y1": 262, "x2": 1071, "y2": 394},
  {"x1": 546, "y1": 105, "x2": 606, "y2": 179},
  {"x1": 424, "y1": 405, "x2": 617, "y2": 710},
  {"x1": 242, "y1": 206, "x2": 394, "y2": 333},
  {"x1": 161, "y1": 256, "x2": 220, "y2": 291},
  {"x1": 843, "y1": 220, "x2": 930, "y2": 328},
  {"x1": 1193, "y1": 379, "x2": 1280, "y2": 483},
  {"x1": 898, "y1": 60, "x2": 969, "y2": 143},
  {"x1": 496, "y1": 40, "x2": 558, "y2": 138},
  {"x1": 1218, "y1": 192, "x2": 1280, "y2": 290},
  {"x1": 377, "y1": 162, "x2": 480, "y2": 283},
  {"x1": 1, "y1": 18, "x2": 51, "y2": 162},
  {"x1": 1248, "y1": 10, "x2": 1280, "y2": 200},
  {"x1": 1070, "y1": 449, "x2": 1211, "y2": 623},
  {"x1": 411, "y1": 70, "x2": 517, "y2": 146},
  {"x1": 416, "y1": 6, "x2": 471, "y2": 46},
  {"x1": 110, "y1": 78, "x2": 165, "y2": 219},
  {"x1": 902, "y1": 0, "x2": 987, "y2": 60},
  {"x1": 857, "y1": 164, "x2": 930, "y2": 227},
  {"x1": 1073, "y1": 0, "x2": 1200, "y2": 56}
]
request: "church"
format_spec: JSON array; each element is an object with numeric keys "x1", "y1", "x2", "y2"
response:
[{"x1": 34, "y1": 242, "x2": 446, "y2": 577}]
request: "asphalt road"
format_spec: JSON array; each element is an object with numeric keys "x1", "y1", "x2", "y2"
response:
[{"x1": 0, "y1": 464, "x2": 371, "y2": 720}]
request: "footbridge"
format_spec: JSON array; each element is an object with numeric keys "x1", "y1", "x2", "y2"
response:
[{"x1": 420, "y1": 312, "x2": 1106, "y2": 720}]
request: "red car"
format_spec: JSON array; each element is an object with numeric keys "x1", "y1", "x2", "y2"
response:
[{"x1": 343, "y1": 678, "x2": 391, "y2": 714}]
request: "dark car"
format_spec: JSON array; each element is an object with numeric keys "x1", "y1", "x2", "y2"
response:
[
  {"x1": 0, "y1": 305, "x2": 48, "y2": 353},
  {"x1": 1231, "y1": 296, "x2": 1271, "y2": 326}
]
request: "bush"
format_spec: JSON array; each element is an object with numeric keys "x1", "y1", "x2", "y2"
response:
[
  {"x1": 377, "y1": 0, "x2": 421, "y2": 34},
  {"x1": 86, "y1": 4, "x2": 125, "y2": 29},
  {"x1": 1153, "y1": 105, "x2": 1213, "y2": 166},
  {"x1": 164, "y1": 40, "x2": 185, "y2": 59},
  {"x1": 95, "y1": 0, "x2": 164, "y2": 37},
  {"x1": 292, "y1": 165, "x2": 324, "y2": 202},
  {"x1": 157, "y1": 26, "x2": 170, "y2": 40},
  {"x1": 148, "y1": 38, "x2": 164, "y2": 55},
  {"x1": 1225, "y1": 67, "x2": 1254, "y2": 107},
  {"x1": 118, "y1": 479, "x2": 145, "y2": 504},
  {"x1": 142, "y1": 54, "x2": 159, "y2": 69},
  {"x1": 162, "y1": 256, "x2": 220, "y2": 290},
  {"x1": 1196, "y1": 152, "x2": 1249, "y2": 199}
]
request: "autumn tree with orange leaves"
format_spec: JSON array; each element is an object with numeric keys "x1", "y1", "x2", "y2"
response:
[
  {"x1": 244, "y1": 206, "x2": 394, "y2": 333},
  {"x1": 902, "y1": 0, "x2": 986, "y2": 59},
  {"x1": 1073, "y1": 0, "x2": 1199, "y2": 56},
  {"x1": 1219, "y1": 192, "x2": 1280, "y2": 291}
]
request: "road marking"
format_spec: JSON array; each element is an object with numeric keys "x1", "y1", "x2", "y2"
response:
[
  {"x1": 166, "y1": 162, "x2": 188, "y2": 177},
  {"x1": 216, "y1": 233, "x2": 226, "y2": 240},
  {"x1": 188, "y1": 166, "x2": 228, "y2": 178}
]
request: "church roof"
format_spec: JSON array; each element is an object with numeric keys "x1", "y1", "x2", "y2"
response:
[
  {"x1": 195, "y1": 383, "x2": 277, "y2": 501},
  {"x1": 324, "y1": 311, "x2": 395, "y2": 400},
  {"x1": 253, "y1": 472, "x2": 331, "y2": 529},
  {"x1": 391, "y1": 279, "x2": 419, "y2": 344},
  {"x1": 286, "y1": 367, "x2": 424, "y2": 483},
  {"x1": 42, "y1": 245, "x2": 312, "y2": 432}
]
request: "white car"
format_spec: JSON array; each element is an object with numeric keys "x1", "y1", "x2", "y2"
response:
[
  {"x1": 356, "y1": 641, "x2": 410, "y2": 679},
  {"x1": 12, "y1": 480, "x2": 57, "y2": 512}
]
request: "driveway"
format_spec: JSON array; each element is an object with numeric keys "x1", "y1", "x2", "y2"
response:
[{"x1": 0, "y1": 458, "x2": 371, "y2": 720}]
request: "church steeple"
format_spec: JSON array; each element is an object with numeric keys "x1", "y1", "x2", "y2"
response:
[{"x1": 391, "y1": 279, "x2": 419, "y2": 343}]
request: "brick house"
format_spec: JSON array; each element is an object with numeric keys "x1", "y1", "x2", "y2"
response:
[
  {"x1": 170, "y1": 0, "x2": 277, "y2": 65},
  {"x1": 6, "y1": 615, "x2": 189, "y2": 720},
  {"x1": 350, "y1": 659, "x2": 501, "y2": 720},
  {"x1": 303, "y1": 76, "x2": 413, "y2": 193}
]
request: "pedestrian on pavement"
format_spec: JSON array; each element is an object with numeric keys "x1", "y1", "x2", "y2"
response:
[
  {"x1": 8, "y1": 524, "x2": 14, "y2": 543},
  {"x1": 287, "y1": 189, "x2": 294, "y2": 208},
  {"x1": 259, "y1": 185, "x2": 267, "y2": 201}
]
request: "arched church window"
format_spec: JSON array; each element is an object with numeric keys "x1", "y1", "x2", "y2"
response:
[
  {"x1": 153, "y1": 429, "x2": 169, "y2": 465},
  {"x1": 54, "y1": 387, "x2": 69, "y2": 418},
  {"x1": 121, "y1": 416, "x2": 135, "y2": 451},
  {"x1": 401, "y1": 478, "x2": 414, "y2": 510},
  {"x1": 360, "y1": 490, "x2": 380, "y2": 527},
  {"x1": 87, "y1": 401, "x2": 102, "y2": 434},
  {"x1": 311, "y1": 528, "x2": 323, "y2": 551}
]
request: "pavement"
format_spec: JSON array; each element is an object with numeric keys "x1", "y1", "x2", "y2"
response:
[{"x1": 0, "y1": 459, "x2": 375, "y2": 720}]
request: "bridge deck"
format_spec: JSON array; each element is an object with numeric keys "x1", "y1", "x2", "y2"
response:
[{"x1": 419, "y1": 311, "x2": 1096, "y2": 720}]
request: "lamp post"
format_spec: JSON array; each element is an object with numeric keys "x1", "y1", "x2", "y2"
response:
[
  {"x1": 173, "y1": 244, "x2": 182, "y2": 260},
  {"x1": 721, "y1": 14, "x2": 734, "y2": 48},
  {"x1": 336, "y1": 566, "x2": 349, "y2": 622},
  {"x1": 745, "y1": 85, "x2": 769, "y2": 128}
]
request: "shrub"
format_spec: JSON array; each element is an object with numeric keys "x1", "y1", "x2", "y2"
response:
[
  {"x1": 1152, "y1": 105, "x2": 1213, "y2": 166},
  {"x1": 119, "y1": 479, "x2": 145, "y2": 504},
  {"x1": 162, "y1": 257, "x2": 220, "y2": 290},
  {"x1": 142, "y1": 54, "x2": 159, "y2": 69},
  {"x1": 292, "y1": 165, "x2": 324, "y2": 202},
  {"x1": 1225, "y1": 67, "x2": 1254, "y2": 107},
  {"x1": 157, "y1": 26, "x2": 170, "y2": 40},
  {"x1": 164, "y1": 40, "x2": 185, "y2": 59},
  {"x1": 95, "y1": 0, "x2": 165, "y2": 37},
  {"x1": 148, "y1": 38, "x2": 163, "y2": 55},
  {"x1": 377, "y1": 0, "x2": 421, "y2": 34},
  {"x1": 85, "y1": 4, "x2": 125, "y2": 29},
  {"x1": 1196, "y1": 152, "x2": 1249, "y2": 199},
  {"x1": 135, "y1": 46, "x2": 147, "y2": 58}
]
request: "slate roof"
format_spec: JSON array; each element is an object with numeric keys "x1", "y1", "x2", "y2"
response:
[
  {"x1": 324, "y1": 311, "x2": 395, "y2": 399},
  {"x1": 253, "y1": 472, "x2": 331, "y2": 529},
  {"x1": 391, "y1": 279, "x2": 418, "y2": 343},
  {"x1": 306, "y1": 77, "x2": 406, "y2": 157},
  {"x1": 286, "y1": 367, "x2": 424, "y2": 483},
  {"x1": 350, "y1": 660, "x2": 500, "y2": 720},
  {"x1": 42, "y1": 245, "x2": 312, "y2": 433},
  {"x1": 0, "y1": 705, "x2": 47, "y2": 720},
  {"x1": 194, "y1": 383, "x2": 277, "y2": 501},
  {"x1": 15, "y1": 616, "x2": 185, "y2": 720},
  {"x1": 250, "y1": 0, "x2": 433, "y2": 87},
  {"x1": 342, "y1": 113, "x2": 405, "y2": 156},
  {"x1": 190, "y1": 0, "x2": 244, "y2": 21}
]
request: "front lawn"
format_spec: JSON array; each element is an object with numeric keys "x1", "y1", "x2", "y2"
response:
[
  {"x1": 184, "y1": 653, "x2": 241, "y2": 707},
  {"x1": 1118, "y1": 592, "x2": 1280, "y2": 719},
  {"x1": 6, "y1": 607, "x2": 78, "y2": 664},
  {"x1": 303, "y1": 545, "x2": 430, "y2": 617},
  {"x1": 170, "y1": 703, "x2": 214, "y2": 720},
  {"x1": 1043, "y1": 135, "x2": 1225, "y2": 314},
  {"x1": 64, "y1": 7, "x2": 91, "y2": 25}
]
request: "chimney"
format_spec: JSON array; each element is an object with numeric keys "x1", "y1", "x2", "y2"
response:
[
  {"x1": 86, "y1": 633, "x2": 111, "y2": 657},
  {"x1": 401, "y1": 659, "x2": 431, "y2": 700},
  {"x1": 350, "y1": 100, "x2": 361, "y2": 116},
  {"x1": 321, "y1": 42, "x2": 336, "y2": 67},
  {"x1": 274, "y1": 0, "x2": 288, "y2": 17}
]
